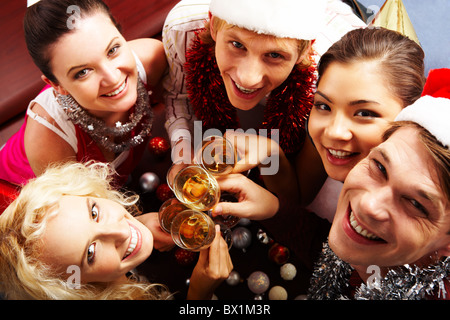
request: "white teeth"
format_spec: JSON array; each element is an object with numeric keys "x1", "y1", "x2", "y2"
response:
[
  {"x1": 123, "y1": 226, "x2": 138, "y2": 259},
  {"x1": 104, "y1": 80, "x2": 126, "y2": 97},
  {"x1": 235, "y1": 82, "x2": 258, "y2": 94},
  {"x1": 328, "y1": 149, "x2": 352, "y2": 158},
  {"x1": 349, "y1": 211, "x2": 381, "y2": 241}
]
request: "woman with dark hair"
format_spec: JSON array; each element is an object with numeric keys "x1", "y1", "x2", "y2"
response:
[
  {"x1": 0, "y1": 0, "x2": 167, "y2": 187},
  {"x1": 295, "y1": 27, "x2": 426, "y2": 220}
]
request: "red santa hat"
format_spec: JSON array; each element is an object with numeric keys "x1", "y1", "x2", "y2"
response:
[
  {"x1": 395, "y1": 68, "x2": 450, "y2": 148},
  {"x1": 209, "y1": 0, "x2": 327, "y2": 40}
]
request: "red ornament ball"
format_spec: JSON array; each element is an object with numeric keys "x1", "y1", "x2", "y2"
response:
[
  {"x1": 156, "y1": 183, "x2": 174, "y2": 202},
  {"x1": 148, "y1": 136, "x2": 170, "y2": 156},
  {"x1": 268, "y1": 243, "x2": 290, "y2": 265},
  {"x1": 174, "y1": 248, "x2": 198, "y2": 266}
]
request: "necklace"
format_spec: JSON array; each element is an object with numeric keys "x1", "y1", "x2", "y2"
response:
[
  {"x1": 57, "y1": 78, "x2": 153, "y2": 153},
  {"x1": 308, "y1": 241, "x2": 450, "y2": 300},
  {"x1": 184, "y1": 31, "x2": 316, "y2": 154}
]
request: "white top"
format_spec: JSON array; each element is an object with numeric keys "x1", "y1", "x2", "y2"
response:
[{"x1": 162, "y1": 0, "x2": 367, "y2": 147}]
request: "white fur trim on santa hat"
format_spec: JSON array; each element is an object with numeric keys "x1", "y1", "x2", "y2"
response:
[
  {"x1": 209, "y1": 0, "x2": 327, "y2": 40},
  {"x1": 395, "y1": 95, "x2": 450, "y2": 148}
]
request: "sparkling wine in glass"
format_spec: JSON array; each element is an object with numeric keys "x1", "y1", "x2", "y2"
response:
[
  {"x1": 172, "y1": 165, "x2": 221, "y2": 211},
  {"x1": 158, "y1": 198, "x2": 189, "y2": 233},
  {"x1": 170, "y1": 209, "x2": 216, "y2": 251},
  {"x1": 196, "y1": 136, "x2": 237, "y2": 175}
]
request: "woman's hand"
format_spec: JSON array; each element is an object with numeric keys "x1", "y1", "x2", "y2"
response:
[
  {"x1": 187, "y1": 225, "x2": 233, "y2": 300},
  {"x1": 135, "y1": 212, "x2": 175, "y2": 252},
  {"x1": 212, "y1": 174, "x2": 280, "y2": 220}
]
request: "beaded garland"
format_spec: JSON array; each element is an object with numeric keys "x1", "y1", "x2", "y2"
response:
[
  {"x1": 184, "y1": 31, "x2": 316, "y2": 154},
  {"x1": 307, "y1": 241, "x2": 450, "y2": 300},
  {"x1": 57, "y1": 78, "x2": 153, "y2": 153}
]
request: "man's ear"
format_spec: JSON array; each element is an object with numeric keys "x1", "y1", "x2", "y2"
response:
[
  {"x1": 209, "y1": 13, "x2": 217, "y2": 42},
  {"x1": 41, "y1": 75, "x2": 69, "y2": 95},
  {"x1": 296, "y1": 42, "x2": 312, "y2": 65}
]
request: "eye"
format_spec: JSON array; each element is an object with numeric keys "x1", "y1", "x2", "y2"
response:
[
  {"x1": 313, "y1": 102, "x2": 331, "y2": 112},
  {"x1": 108, "y1": 45, "x2": 120, "y2": 57},
  {"x1": 267, "y1": 52, "x2": 282, "y2": 59},
  {"x1": 408, "y1": 198, "x2": 429, "y2": 217},
  {"x1": 231, "y1": 41, "x2": 244, "y2": 49},
  {"x1": 87, "y1": 243, "x2": 96, "y2": 264},
  {"x1": 355, "y1": 110, "x2": 380, "y2": 118},
  {"x1": 91, "y1": 203, "x2": 99, "y2": 222},
  {"x1": 373, "y1": 159, "x2": 387, "y2": 178},
  {"x1": 74, "y1": 68, "x2": 89, "y2": 79}
]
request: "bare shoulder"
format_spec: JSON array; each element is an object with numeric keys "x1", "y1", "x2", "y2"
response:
[
  {"x1": 128, "y1": 39, "x2": 167, "y2": 87},
  {"x1": 24, "y1": 102, "x2": 76, "y2": 176}
]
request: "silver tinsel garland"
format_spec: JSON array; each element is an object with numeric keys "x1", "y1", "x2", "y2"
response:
[
  {"x1": 307, "y1": 241, "x2": 450, "y2": 300},
  {"x1": 57, "y1": 78, "x2": 153, "y2": 153}
]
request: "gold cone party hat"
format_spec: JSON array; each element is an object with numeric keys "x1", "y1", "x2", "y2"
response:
[{"x1": 370, "y1": 0, "x2": 420, "y2": 46}]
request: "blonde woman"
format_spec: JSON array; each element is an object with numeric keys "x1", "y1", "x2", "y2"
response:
[{"x1": 0, "y1": 162, "x2": 232, "y2": 300}]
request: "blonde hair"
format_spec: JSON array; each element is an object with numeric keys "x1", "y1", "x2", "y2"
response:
[
  {"x1": 0, "y1": 162, "x2": 170, "y2": 300},
  {"x1": 201, "y1": 16, "x2": 313, "y2": 69}
]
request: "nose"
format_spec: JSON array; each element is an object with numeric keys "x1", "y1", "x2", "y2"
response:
[
  {"x1": 98, "y1": 221, "x2": 130, "y2": 247},
  {"x1": 99, "y1": 61, "x2": 121, "y2": 87},
  {"x1": 324, "y1": 112, "x2": 353, "y2": 141},
  {"x1": 235, "y1": 56, "x2": 264, "y2": 87},
  {"x1": 358, "y1": 187, "x2": 391, "y2": 222}
]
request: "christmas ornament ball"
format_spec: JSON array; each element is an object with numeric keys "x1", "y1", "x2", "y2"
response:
[
  {"x1": 156, "y1": 183, "x2": 174, "y2": 202},
  {"x1": 268, "y1": 243, "x2": 290, "y2": 265},
  {"x1": 226, "y1": 270, "x2": 241, "y2": 286},
  {"x1": 268, "y1": 286, "x2": 288, "y2": 300},
  {"x1": 247, "y1": 271, "x2": 270, "y2": 294},
  {"x1": 280, "y1": 263, "x2": 297, "y2": 280},
  {"x1": 231, "y1": 227, "x2": 252, "y2": 251},
  {"x1": 174, "y1": 248, "x2": 198, "y2": 266},
  {"x1": 139, "y1": 172, "x2": 160, "y2": 192},
  {"x1": 148, "y1": 136, "x2": 170, "y2": 156}
]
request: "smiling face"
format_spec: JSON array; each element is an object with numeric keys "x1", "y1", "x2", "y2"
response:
[
  {"x1": 41, "y1": 195, "x2": 153, "y2": 283},
  {"x1": 47, "y1": 12, "x2": 138, "y2": 120},
  {"x1": 211, "y1": 17, "x2": 304, "y2": 111},
  {"x1": 329, "y1": 127, "x2": 450, "y2": 268},
  {"x1": 309, "y1": 61, "x2": 404, "y2": 182}
]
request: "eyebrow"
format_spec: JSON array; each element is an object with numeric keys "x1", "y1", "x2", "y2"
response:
[
  {"x1": 66, "y1": 37, "x2": 120, "y2": 77},
  {"x1": 227, "y1": 29, "x2": 292, "y2": 55},
  {"x1": 373, "y1": 146, "x2": 442, "y2": 210},
  {"x1": 315, "y1": 91, "x2": 380, "y2": 107},
  {"x1": 315, "y1": 91, "x2": 332, "y2": 103}
]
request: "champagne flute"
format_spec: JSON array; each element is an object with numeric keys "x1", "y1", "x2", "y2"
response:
[
  {"x1": 168, "y1": 164, "x2": 221, "y2": 211},
  {"x1": 170, "y1": 209, "x2": 216, "y2": 251},
  {"x1": 195, "y1": 135, "x2": 238, "y2": 176},
  {"x1": 158, "y1": 197, "x2": 188, "y2": 233}
]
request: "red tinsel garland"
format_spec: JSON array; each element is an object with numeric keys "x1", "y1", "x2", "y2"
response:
[{"x1": 185, "y1": 31, "x2": 316, "y2": 154}]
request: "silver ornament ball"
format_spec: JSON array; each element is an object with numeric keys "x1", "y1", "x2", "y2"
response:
[{"x1": 139, "y1": 172, "x2": 160, "y2": 192}]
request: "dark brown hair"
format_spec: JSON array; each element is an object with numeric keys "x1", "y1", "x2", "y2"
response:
[
  {"x1": 318, "y1": 27, "x2": 425, "y2": 108},
  {"x1": 24, "y1": 0, "x2": 121, "y2": 83}
]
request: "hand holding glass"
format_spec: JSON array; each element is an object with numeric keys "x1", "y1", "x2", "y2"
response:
[{"x1": 167, "y1": 164, "x2": 220, "y2": 211}]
